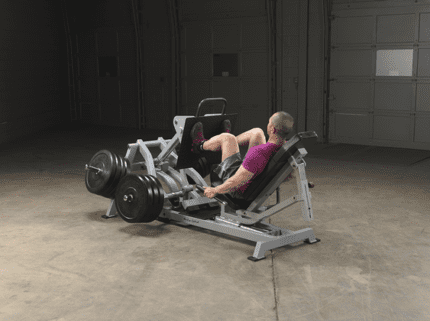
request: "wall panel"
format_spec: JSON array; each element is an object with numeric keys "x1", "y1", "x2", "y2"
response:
[
  {"x1": 0, "y1": 0, "x2": 65, "y2": 145},
  {"x1": 179, "y1": 6, "x2": 270, "y2": 135},
  {"x1": 329, "y1": 0, "x2": 430, "y2": 150}
]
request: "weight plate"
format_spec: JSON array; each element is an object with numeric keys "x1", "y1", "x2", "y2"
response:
[
  {"x1": 146, "y1": 174, "x2": 165, "y2": 205},
  {"x1": 142, "y1": 175, "x2": 165, "y2": 221},
  {"x1": 139, "y1": 175, "x2": 160, "y2": 221},
  {"x1": 123, "y1": 157, "x2": 131, "y2": 176},
  {"x1": 144, "y1": 175, "x2": 165, "y2": 205},
  {"x1": 85, "y1": 150, "x2": 117, "y2": 195},
  {"x1": 110, "y1": 155, "x2": 130, "y2": 198},
  {"x1": 142, "y1": 175, "x2": 159, "y2": 206},
  {"x1": 112, "y1": 154, "x2": 127, "y2": 197},
  {"x1": 115, "y1": 174, "x2": 152, "y2": 223},
  {"x1": 103, "y1": 153, "x2": 123, "y2": 199},
  {"x1": 115, "y1": 155, "x2": 126, "y2": 182},
  {"x1": 134, "y1": 174, "x2": 162, "y2": 223},
  {"x1": 117, "y1": 154, "x2": 126, "y2": 178},
  {"x1": 141, "y1": 175, "x2": 155, "y2": 206}
]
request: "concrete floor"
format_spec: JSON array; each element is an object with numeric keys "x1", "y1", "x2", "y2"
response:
[{"x1": 1, "y1": 123, "x2": 430, "y2": 321}]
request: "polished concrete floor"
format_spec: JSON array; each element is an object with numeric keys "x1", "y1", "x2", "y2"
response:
[{"x1": 1, "y1": 124, "x2": 430, "y2": 321}]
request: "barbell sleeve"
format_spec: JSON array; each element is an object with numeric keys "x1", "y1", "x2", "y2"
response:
[
  {"x1": 85, "y1": 164, "x2": 103, "y2": 174},
  {"x1": 164, "y1": 191, "x2": 184, "y2": 199}
]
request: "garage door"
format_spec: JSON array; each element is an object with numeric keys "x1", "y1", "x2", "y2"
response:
[{"x1": 329, "y1": 2, "x2": 430, "y2": 151}]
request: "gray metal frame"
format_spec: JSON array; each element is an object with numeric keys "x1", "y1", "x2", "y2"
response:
[{"x1": 104, "y1": 112, "x2": 320, "y2": 261}]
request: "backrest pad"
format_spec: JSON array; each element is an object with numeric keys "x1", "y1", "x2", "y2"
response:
[{"x1": 241, "y1": 131, "x2": 317, "y2": 202}]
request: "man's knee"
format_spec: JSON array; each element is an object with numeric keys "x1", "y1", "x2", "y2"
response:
[
  {"x1": 220, "y1": 132, "x2": 236, "y2": 142},
  {"x1": 251, "y1": 128, "x2": 265, "y2": 138}
]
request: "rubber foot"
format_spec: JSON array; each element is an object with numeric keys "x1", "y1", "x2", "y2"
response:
[
  {"x1": 304, "y1": 238, "x2": 321, "y2": 244},
  {"x1": 247, "y1": 256, "x2": 267, "y2": 262},
  {"x1": 101, "y1": 215, "x2": 118, "y2": 219}
]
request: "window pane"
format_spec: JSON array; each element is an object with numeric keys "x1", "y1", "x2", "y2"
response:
[{"x1": 376, "y1": 49, "x2": 413, "y2": 76}]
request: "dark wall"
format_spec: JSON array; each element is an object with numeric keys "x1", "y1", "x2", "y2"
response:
[
  {"x1": 0, "y1": 0, "x2": 67, "y2": 145},
  {"x1": 141, "y1": 0, "x2": 173, "y2": 130},
  {"x1": 66, "y1": 0, "x2": 140, "y2": 128}
]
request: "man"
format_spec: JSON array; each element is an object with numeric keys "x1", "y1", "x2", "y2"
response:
[{"x1": 190, "y1": 111, "x2": 294, "y2": 200}]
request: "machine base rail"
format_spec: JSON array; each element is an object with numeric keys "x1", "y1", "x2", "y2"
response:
[{"x1": 161, "y1": 208, "x2": 320, "y2": 261}]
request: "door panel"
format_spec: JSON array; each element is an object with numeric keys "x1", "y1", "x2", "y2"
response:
[{"x1": 329, "y1": 3, "x2": 430, "y2": 150}]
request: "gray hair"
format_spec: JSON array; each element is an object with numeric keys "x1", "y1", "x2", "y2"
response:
[{"x1": 271, "y1": 111, "x2": 294, "y2": 140}]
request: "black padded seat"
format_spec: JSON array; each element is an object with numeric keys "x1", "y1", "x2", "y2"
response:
[{"x1": 210, "y1": 132, "x2": 317, "y2": 210}]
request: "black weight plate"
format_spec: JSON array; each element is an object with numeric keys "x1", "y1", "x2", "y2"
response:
[
  {"x1": 117, "y1": 154, "x2": 126, "y2": 179},
  {"x1": 142, "y1": 175, "x2": 165, "y2": 221},
  {"x1": 145, "y1": 174, "x2": 165, "y2": 205},
  {"x1": 123, "y1": 157, "x2": 131, "y2": 176},
  {"x1": 115, "y1": 155, "x2": 126, "y2": 181},
  {"x1": 85, "y1": 150, "x2": 116, "y2": 195},
  {"x1": 141, "y1": 175, "x2": 156, "y2": 206},
  {"x1": 110, "y1": 154, "x2": 128, "y2": 198},
  {"x1": 108, "y1": 153, "x2": 127, "y2": 198},
  {"x1": 153, "y1": 175, "x2": 165, "y2": 205},
  {"x1": 103, "y1": 153, "x2": 122, "y2": 198},
  {"x1": 139, "y1": 175, "x2": 159, "y2": 220},
  {"x1": 115, "y1": 174, "x2": 151, "y2": 223},
  {"x1": 115, "y1": 176, "x2": 141, "y2": 223},
  {"x1": 143, "y1": 175, "x2": 159, "y2": 206},
  {"x1": 98, "y1": 150, "x2": 118, "y2": 194},
  {"x1": 136, "y1": 174, "x2": 162, "y2": 223}
]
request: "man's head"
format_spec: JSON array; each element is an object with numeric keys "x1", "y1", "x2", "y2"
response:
[{"x1": 267, "y1": 111, "x2": 294, "y2": 141}]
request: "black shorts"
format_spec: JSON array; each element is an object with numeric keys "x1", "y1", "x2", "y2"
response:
[{"x1": 212, "y1": 152, "x2": 245, "y2": 199}]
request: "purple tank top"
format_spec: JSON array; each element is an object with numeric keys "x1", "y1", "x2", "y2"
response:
[{"x1": 237, "y1": 142, "x2": 281, "y2": 194}]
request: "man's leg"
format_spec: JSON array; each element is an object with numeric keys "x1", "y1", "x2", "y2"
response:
[
  {"x1": 202, "y1": 128, "x2": 266, "y2": 162},
  {"x1": 235, "y1": 128, "x2": 266, "y2": 153},
  {"x1": 202, "y1": 133, "x2": 240, "y2": 162}
]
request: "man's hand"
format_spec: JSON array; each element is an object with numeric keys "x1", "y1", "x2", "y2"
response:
[{"x1": 203, "y1": 186, "x2": 218, "y2": 199}]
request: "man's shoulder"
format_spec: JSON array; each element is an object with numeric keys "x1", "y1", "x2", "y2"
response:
[{"x1": 244, "y1": 143, "x2": 277, "y2": 161}]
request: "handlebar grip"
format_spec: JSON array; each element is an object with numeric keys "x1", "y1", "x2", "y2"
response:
[
  {"x1": 195, "y1": 184, "x2": 227, "y2": 206},
  {"x1": 195, "y1": 98, "x2": 227, "y2": 117}
]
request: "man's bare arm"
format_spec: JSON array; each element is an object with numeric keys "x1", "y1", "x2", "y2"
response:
[{"x1": 213, "y1": 166, "x2": 254, "y2": 194}]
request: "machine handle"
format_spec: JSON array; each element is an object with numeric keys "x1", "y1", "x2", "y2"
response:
[
  {"x1": 195, "y1": 98, "x2": 227, "y2": 117},
  {"x1": 195, "y1": 184, "x2": 227, "y2": 206}
]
